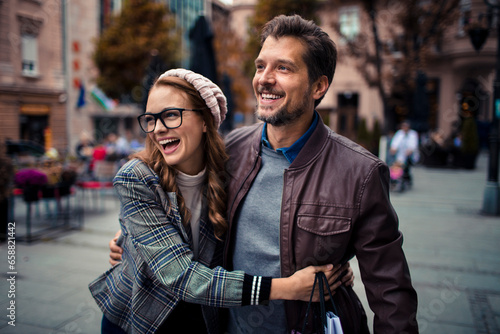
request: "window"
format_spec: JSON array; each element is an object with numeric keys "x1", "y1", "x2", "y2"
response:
[
  {"x1": 339, "y1": 6, "x2": 360, "y2": 41},
  {"x1": 458, "y1": 0, "x2": 472, "y2": 37},
  {"x1": 387, "y1": 34, "x2": 404, "y2": 58},
  {"x1": 21, "y1": 34, "x2": 38, "y2": 76},
  {"x1": 17, "y1": 14, "x2": 42, "y2": 76},
  {"x1": 21, "y1": 35, "x2": 38, "y2": 76},
  {"x1": 111, "y1": 0, "x2": 123, "y2": 15}
]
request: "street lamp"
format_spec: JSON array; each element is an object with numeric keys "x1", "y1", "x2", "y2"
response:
[{"x1": 467, "y1": 0, "x2": 500, "y2": 215}]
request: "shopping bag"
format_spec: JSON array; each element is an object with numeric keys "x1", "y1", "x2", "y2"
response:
[
  {"x1": 300, "y1": 271, "x2": 344, "y2": 334},
  {"x1": 325, "y1": 311, "x2": 343, "y2": 334}
]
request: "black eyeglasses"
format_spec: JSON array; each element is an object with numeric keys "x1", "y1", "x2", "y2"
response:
[{"x1": 137, "y1": 108, "x2": 205, "y2": 133}]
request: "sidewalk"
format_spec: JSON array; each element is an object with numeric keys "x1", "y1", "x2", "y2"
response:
[
  {"x1": 352, "y1": 151, "x2": 500, "y2": 333},
  {"x1": 0, "y1": 152, "x2": 499, "y2": 333}
]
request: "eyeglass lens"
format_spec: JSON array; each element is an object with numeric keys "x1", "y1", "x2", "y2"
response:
[{"x1": 139, "y1": 109, "x2": 182, "y2": 132}]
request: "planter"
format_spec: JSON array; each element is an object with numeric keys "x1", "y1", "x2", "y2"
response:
[{"x1": 420, "y1": 145, "x2": 448, "y2": 167}]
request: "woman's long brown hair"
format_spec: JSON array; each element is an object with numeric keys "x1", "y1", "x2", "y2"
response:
[{"x1": 132, "y1": 76, "x2": 228, "y2": 239}]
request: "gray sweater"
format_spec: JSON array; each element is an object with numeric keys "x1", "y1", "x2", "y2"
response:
[{"x1": 228, "y1": 145, "x2": 290, "y2": 334}]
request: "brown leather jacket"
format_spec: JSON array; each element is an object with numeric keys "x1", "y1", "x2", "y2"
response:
[{"x1": 223, "y1": 116, "x2": 418, "y2": 333}]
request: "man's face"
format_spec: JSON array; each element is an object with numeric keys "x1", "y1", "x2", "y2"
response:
[{"x1": 252, "y1": 36, "x2": 316, "y2": 126}]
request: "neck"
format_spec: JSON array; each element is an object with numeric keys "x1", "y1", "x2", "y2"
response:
[{"x1": 266, "y1": 111, "x2": 314, "y2": 149}]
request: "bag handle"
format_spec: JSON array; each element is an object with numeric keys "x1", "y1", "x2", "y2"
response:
[{"x1": 300, "y1": 271, "x2": 339, "y2": 334}]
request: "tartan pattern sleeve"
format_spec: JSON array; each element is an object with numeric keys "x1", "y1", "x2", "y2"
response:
[{"x1": 89, "y1": 159, "x2": 271, "y2": 334}]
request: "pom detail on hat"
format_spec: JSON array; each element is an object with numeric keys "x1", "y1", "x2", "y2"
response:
[{"x1": 159, "y1": 69, "x2": 227, "y2": 129}]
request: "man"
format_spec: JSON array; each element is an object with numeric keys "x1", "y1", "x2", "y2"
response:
[
  {"x1": 111, "y1": 14, "x2": 418, "y2": 333},
  {"x1": 222, "y1": 15, "x2": 417, "y2": 333}
]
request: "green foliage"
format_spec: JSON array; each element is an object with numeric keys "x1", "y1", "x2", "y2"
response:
[
  {"x1": 460, "y1": 117, "x2": 479, "y2": 155},
  {"x1": 356, "y1": 118, "x2": 370, "y2": 144},
  {"x1": 93, "y1": 0, "x2": 180, "y2": 100},
  {"x1": 372, "y1": 119, "x2": 382, "y2": 144},
  {"x1": 244, "y1": 0, "x2": 321, "y2": 77},
  {"x1": 356, "y1": 118, "x2": 382, "y2": 155}
]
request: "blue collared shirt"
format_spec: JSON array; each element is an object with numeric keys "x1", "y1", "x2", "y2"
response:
[{"x1": 261, "y1": 112, "x2": 319, "y2": 163}]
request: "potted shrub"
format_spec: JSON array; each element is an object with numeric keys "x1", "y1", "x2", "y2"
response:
[{"x1": 14, "y1": 168, "x2": 48, "y2": 202}]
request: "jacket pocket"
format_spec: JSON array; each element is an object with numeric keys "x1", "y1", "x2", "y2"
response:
[
  {"x1": 297, "y1": 214, "x2": 351, "y2": 235},
  {"x1": 294, "y1": 214, "x2": 352, "y2": 268}
]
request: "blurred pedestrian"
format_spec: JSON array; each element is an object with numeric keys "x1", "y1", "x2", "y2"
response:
[
  {"x1": 75, "y1": 132, "x2": 95, "y2": 162},
  {"x1": 390, "y1": 120, "x2": 419, "y2": 186}
]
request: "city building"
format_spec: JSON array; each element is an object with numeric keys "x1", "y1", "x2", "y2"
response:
[
  {"x1": 2, "y1": 0, "x2": 495, "y2": 162},
  {"x1": 67, "y1": 0, "x2": 225, "y2": 155},
  {"x1": 0, "y1": 0, "x2": 66, "y2": 154},
  {"x1": 229, "y1": 0, "x2": 496, "y2": 156}
]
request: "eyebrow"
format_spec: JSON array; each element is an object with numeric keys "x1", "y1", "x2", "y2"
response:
[
  {"x1": 255, "y1": 58, "x2": 299, "y2": 71},
  {"x1": 144, "y1": 107, "x2": 180, "y2": 114}
]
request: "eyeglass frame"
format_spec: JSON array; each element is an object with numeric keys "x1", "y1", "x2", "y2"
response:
[{"x1": 137, "y1": 107, "x2": 206, "y2": 133}]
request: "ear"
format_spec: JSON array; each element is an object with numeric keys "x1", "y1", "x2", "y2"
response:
[
  {"x1": 312, "y1": 75, "x2": 329, "y2": 101},
  {"x1": 203, "y1": 120, "x2": 207, "y2": 133}
]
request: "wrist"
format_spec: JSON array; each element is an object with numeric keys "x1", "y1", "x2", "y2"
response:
[{"x1": 270, "y1": 277, "x2": 293, "y2": 300}]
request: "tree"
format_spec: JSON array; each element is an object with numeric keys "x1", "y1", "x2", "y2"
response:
[
  {"x1": 211, "y1": 11, "x2": 253, "y2": 115},
  {"x1": 328, "y1": 0, "x2": 460, "y2": 133},
  {"x1": 93, "y1": 0, "x2": 180, "y2": 101}
]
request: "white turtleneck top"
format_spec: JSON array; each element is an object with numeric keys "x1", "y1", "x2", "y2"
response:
[{"x1": 176, "y1": 168, "x2": 206, "y2": 259}]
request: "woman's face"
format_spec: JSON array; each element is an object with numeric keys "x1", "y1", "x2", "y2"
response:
[{"x1": 147, "y1": 85, "x2": 206, "y2": 175}]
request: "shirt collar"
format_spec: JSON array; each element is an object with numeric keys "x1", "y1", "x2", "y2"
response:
[{"x1": 261, "y1": 111, "x2": 319, "y2": 163}]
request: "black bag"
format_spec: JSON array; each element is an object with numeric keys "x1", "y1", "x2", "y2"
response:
[
  {"x1": 331, "y1": 284, "x2": 370, "y2": 334},
  {"x1": 301, "y1": 271, "x2": 343, "y2": 334},
  {"x1": 300, "y1": 272, "x2": 370, "y2": 334}
]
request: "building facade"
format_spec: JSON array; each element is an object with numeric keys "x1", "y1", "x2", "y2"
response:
[
  {"x1": 0, "y1": 0, "x2": 66, "y2": 153},
  {"x1": 229, "y1": 0, "x2": 497, "y2": 154},
  {"x1": 2, "y1": 0, "x2": 495, "y2": 159}
]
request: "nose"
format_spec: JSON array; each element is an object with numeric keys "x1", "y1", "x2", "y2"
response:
[
  {"x1": 257, "y1": 67, "x2": 275, "y2": 87},
  {"x1": 153, "y1": 118, "x2": 168, "y2": 134}
]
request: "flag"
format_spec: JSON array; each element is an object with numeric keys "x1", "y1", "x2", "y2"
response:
[
  {"x1": 91, "y1": 86, "x2": 117, "y2": 111},
  {"x1": 77, "y1": 83, "x2": 86, "y2": 108}
]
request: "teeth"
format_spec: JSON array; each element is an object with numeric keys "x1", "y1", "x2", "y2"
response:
[
  {"x1": 159, "y1": 139, "x2": 179, "y2": 145},
  {"x1": 262, "y1": 93, "x2": 281, "y2": 100}
]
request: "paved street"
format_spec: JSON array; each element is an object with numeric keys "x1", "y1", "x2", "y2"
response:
[{"x1": 0, "y1": 152, "x2": 499, "y2": 333}]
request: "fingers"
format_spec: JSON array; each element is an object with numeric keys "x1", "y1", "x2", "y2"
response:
[
  {"x1": 108, "y1": 230, "x2": 123, "y2": 266},
  {"x1": 109, "y1": 236, "x2": 122, "y2": 253},
  {"x1": 341, "y1": 263, "x2": 355, "y2": 287},
  {"x1": 314, "y1": 263, "x2": 334, "y2": 273}
]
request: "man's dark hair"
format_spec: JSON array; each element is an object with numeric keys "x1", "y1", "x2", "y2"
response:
[{"x1": 260, "y1": 14, "x2": 337, "y2": 106}]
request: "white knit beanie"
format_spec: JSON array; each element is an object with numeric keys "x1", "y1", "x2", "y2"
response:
[{"x1": 158, "y1": 68, "x2": 227, "y2": 129}]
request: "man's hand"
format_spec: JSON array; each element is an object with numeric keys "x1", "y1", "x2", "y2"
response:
[
  {"x1": 341, "y1": 261, "x2": 355, "y2": 287},
  {"x1": 109, "y1": 230, "x2": 123, "y2": 266}
]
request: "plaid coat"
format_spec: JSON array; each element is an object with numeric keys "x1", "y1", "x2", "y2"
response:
[{"x1": 89, "y1": 159, "x2": 246, "y2": 334}]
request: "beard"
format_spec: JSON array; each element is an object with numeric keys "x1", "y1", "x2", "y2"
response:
[{"x1": 255, "y1": 90, "x2": 310, "y2": 127}]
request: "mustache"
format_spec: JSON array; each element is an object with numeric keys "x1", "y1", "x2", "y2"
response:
[{"x1": 257, "y1": 87, "x2": 283, "y2": 95}]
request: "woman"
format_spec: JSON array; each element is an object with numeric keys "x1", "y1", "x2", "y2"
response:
[{"x1": 89, "y1": 69, "x2": 351, "y2": 334}]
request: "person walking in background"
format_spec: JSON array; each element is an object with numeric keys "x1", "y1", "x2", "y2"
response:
[
  {"x1": 90, "y1": 69, "x2": 352, "y2": 334},
  {"x1": 389, "y1": 120, "x2": 420, "y2": 188}
]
